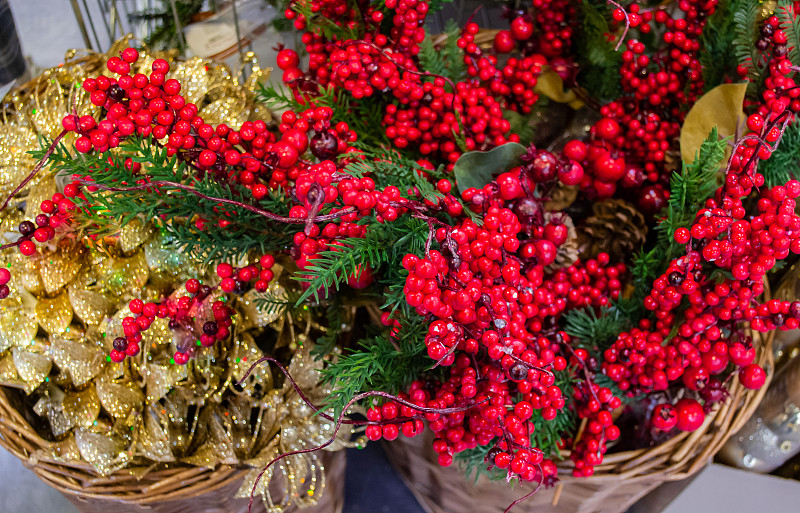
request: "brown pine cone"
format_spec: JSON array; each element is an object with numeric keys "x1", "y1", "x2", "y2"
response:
[{"x1": 576, "y1": 199, "x2": 648, "y2": 262}]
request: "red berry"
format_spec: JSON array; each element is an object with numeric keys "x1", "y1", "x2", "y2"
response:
[
  {"x1": 652, "y1": 403, "x2": 677, "y2": 430},
  {"x1": 493, "y1": 30, "x2": 516, "y2": 53},
  {"x1": 739, "y1": 364, "x2": 766, "y2": 389},
  {"x1": 675, "y1": 398, "x2": 705, "y2": 431},
  {"x1": 276, "y1": 49, "x2": 300, "y2": 70},
  {"x1": 510, "y1": 17, "x2": 534, "y2": 40}
]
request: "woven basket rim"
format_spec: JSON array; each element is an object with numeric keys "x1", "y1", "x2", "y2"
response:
[{"x1": 0, "y1": 384, "x2": 258, "y2": 503}]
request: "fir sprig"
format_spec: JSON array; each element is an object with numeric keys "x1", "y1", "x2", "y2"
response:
[
  {"x1": 418, "y1": 21, "x2": 466, "y2": 82},
  {"x1": 574, "y1": 0, "x2": 622, "y2": 101},
  {"x1": 564, "y1": 305, "x2": 632, "y2": 351},
  {"x1": 759, "y1": 118, "x2": 800, "y2": 187},
  {"x1": 625, "y1": 128, "x2": 726, "y2": 315},
  {"x1": 699, "y1": 0, "x2": 751, "y2": 90},
  {"x1": 294, "y1": 216, "x2": 429, "y2": 303},
  {"x1": 778, "y1": 0, "x2": 800, "y2": 66},
  {"x1": 43, "y1": 137, "x2": 299, "y2": 264},
  {"x1": 321, "y1": 314, "x2": 431, "y2": 419},
  {"x1": 655, "y1": 127, "x2": 727, "y2": 262},
  {"x1": 733, "y1": 0, "x2": 767, "y2": 92}
]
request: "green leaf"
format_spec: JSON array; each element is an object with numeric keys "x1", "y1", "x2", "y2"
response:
[{"x1": 453, "y1": 142, "x2": 527, "y2": 193}]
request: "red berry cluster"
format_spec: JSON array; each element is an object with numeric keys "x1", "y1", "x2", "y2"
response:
[
  {"x1": 112, "y1": 255, "x2": 278, "y2": 363},
  {"x1": 351, "y1": 147, "x2": 628, "y2": 481},
  {"x1": 216, "y1": 255, "x2": 276, "y2": 294},
  {"x1": 557, "y1": 0, "x2": 717, "y2": 205},
  {"x1": 112, "y1": 279, "x2": 236, "y2": 364},
  {"x1": 63, "y1": 49, "x2": 358, "y2": 204},
  {"x1": 602, "y1": 15, "x2": 800, "y2": 432},
  {"x1": 11, "y1": 191, "x2": 78, "y2": 259},
  {"x1": 569, "y1": 383, "x2": 621, "y2": 477}
]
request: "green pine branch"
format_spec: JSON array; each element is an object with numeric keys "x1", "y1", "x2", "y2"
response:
[
  {"x1": 564, "y1": 305, "x2": 633, "y2": 351},
  {"x1": 733, "y1": 0, "x2": 767, "y2": 91},
  {"x1": 294, "y1": 215, "x2": 429, "y2": 303},
  {"x1": 574, "y1": 0, "x2": 622, "y2": 101},
  {"x1": 625, "y1": 128, "x2": 726, "y2": 316},
  {"x1": 656, "y1": 127, "x2": 727, "y2": 262},
  {"x1": 759, "y1": 118, "x2": 800, "y2": 187},
  {"x1": 699, "y1": 0, "x2": 751, "y2": 90},
  {"x1": 778, "y1": 0, "x2": 800, "y2": 67},
  {"x1": 42, "y1": 137, "x2": 299, "y2": 264},
  {"x1": 320, "y1": 314, "x2": 431, "y2": 419},
  {"x1": 418, "y1": 21, "x2": 465, "y2": 82}
]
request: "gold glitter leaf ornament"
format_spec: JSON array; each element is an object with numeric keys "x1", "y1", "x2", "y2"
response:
[
  {"x1": 118, "y1": 219, "x2": 154, "y2": 254},
  {"x1": 143, "y1": 363, "x2": 189, "y2": 404},
  {"x1": 95, "y1": 378, "x2": 143, "y2": 419},
  {"x1": 96, "y1": 249, "x2": 149, "y2": 297},
  {"x1": 38, "y1": 249, "x2": 84, "y2": 294},
  {"x1": 74, "y1": 427, "x2": 132, "y2": 476},
  {"x1": 67, "y1": 286, "x2": 112, "y2": 326},
  {"x1": 11, "y1": 345, "x2": 52, "y2": 392},
  {"x1": 0, "y1": 296, "x2": 38, "y2": 352},
  {"x1": 49, "y1": 333, "x2": 106, "y2": 387},
  {"x1": 136, "y1": 406, "x2": 176, "y2": 462},
  {"x1": 62, "y1": 385, "x2": 102, "y2": 429},
  {"x1": 34, "y1": 292, "x2": 73, "y2": 335}
]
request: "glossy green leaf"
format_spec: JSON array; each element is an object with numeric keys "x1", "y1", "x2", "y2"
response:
[{"x1": 453, "y1": 142, "x2": 527, "y2": 193}]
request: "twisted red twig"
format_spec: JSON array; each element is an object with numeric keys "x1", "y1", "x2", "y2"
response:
[
  {"x1": 80, "y1": 180, "x2": 357, "y2": 225},
  {"x1": 503, "y1": 468, "x2": 545, "y2": 513},
  {"x1": 606, "y1": 0, "x2": 630, "y2": 52},
  {"x1": 238, "y1": 355, "x2": 486, "y2": 425},
  {"x1": 243, "y1": 383, "x2": 486, "y2": 512},
  {"x1": 1, "y1": 128, "x2": 69, "y2": 211}
]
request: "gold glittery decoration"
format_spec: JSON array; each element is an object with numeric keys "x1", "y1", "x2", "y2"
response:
[
  {"x1": 24, "y1": 177, "x2": 57, "y2": 219},
  {"x1": 34, "y1": 291, "x2": 73, "y2": 335},
  {"x1": 231, "y1": 332, "x2": 272, "y2": 398},
  {"x1": 67, "y1": 286, "x2": 112, "y2": 326},
  {"x1": 0, "y1": 296, "x2": 37, "y2": 352},
  {"x1": 0, "y1": 43, "x2": 340, "y2": 506},
  {"x1": 12, "y1": 345, "x2": 51, "y2": 392},
  {"x1": 62, "y1": 385, "x2": 101, "y2": 428},
  {"x1": 96, "y1": 249, "x2": 149, "y2": 296},
  {"x1": 143, "y1": 363, "x2": 189, "y2": 404},
  {"x1": 96, "y1": 378, "x2": 143, "y2": 418},
  {"x1": 0, "y1": 353, "x2": 20, "y2": 385},
  {"x1": 238, "y1": 284, "x2": 286, "y2": 330},
  {"x1": 49, "y1": 435, "x2": 82, "y2": 462},
  {"x1": 136, "y1": 407, "x2": 175, "y2": 462},
  {"x1": 74, "y1": 428, "x2": 132, "y2": 476},
  {"x1": 49, "y1": 333, "x2": 105, "y2": 386},
  {"x1": 33, "y1": 388, "x2": 73, "y2": 437},
  {"x1": 38, "y1": 249, "x2": 84, "y2": 295},
  {"x1": 118, "y1": 219, "x2": 154, "y2": 254}
]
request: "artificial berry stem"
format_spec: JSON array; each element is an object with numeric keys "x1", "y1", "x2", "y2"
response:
[
  {"x1": 1, "y1": 128, "x2": 69, "y2": 211},
  {"x1": 81, "y1": 179, "x2": 358, "y2": 225}
]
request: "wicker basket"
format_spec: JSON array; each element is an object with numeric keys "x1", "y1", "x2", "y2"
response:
[
  {"x1": 384, "y1": 330, "x2": 775, "y2": 513},
  {"x1": 0, "y1": 386, "x2": 345, "y2": 513}
]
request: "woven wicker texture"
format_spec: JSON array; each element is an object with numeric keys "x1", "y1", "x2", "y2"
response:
[
  {"x1": 384, "y1": 330, "x2": 774, "y2": 513},
  {"x1": 0, "y1": 386, "x2": 345, "y2": 513}
]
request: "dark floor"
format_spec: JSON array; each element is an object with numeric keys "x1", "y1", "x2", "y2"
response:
[{"x1": 344, "y1": 443, "x2": 426, "y2": 513}]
